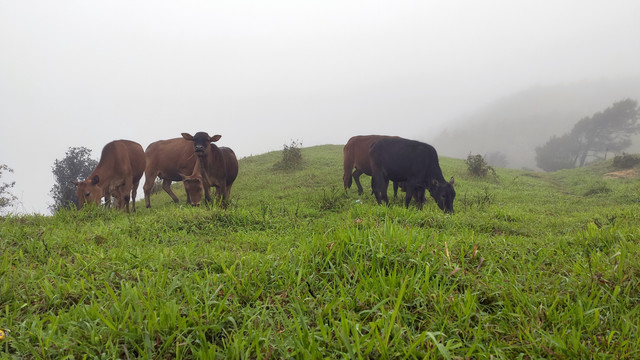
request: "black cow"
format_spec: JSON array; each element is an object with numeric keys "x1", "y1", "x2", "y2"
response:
[{"x1": 369, "y1": 137, "x2": 455, "y2": 212}]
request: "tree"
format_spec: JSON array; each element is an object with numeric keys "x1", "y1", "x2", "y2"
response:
[
  {"x1": 49, "y1": 147, "x2": 98, "y2": 212},
  {"x1": 273, "y1": 140, "x2": 304, "y2": 171},
  {"x1": 0, "y1": 164, "x2": 18, "y2": 213},
  {"x1": 535, "y1": 134, "x2": 581, "y2": 172},
  {"x1": 536, "y1": 99, "x2": 640, "y2": 171}
]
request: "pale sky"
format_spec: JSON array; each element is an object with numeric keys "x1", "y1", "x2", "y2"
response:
[{"x1": 1, "y1": 0, "x2": 639, "y2": 214}]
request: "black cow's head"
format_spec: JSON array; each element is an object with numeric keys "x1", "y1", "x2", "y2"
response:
[
  {"x1": 430, "y1": 177, "x2": 456, "y2": 213},
  {"x1": 181, "y1": 132, "x2": 222, "y2": 158}
]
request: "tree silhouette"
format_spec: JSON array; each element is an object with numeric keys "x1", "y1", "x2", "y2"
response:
[
  {"x1": 49, "y1": 147, "x2": 98, "y2": 213},
  {"x1": 0, "y1": 164, "x2": 17, "y2": 213},
  {"x1": 536, "y1": 99, "x2": 640, "y2": 171}
]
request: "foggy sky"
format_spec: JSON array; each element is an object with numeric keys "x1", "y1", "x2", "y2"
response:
[{"x1": 2, "y1": 0, "x2": 640, "y2": 214}]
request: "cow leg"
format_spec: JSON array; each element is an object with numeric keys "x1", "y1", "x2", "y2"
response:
[
  {"x1": 371, "y1": 172, "x2": 389, "y2": 205},
  {"x1": 162, "y1": 179, "x2": 180, "y2": 203},
  {"x1": 122, "y1": 181, "x2": 132, "y2": 213},
  {"x1": 103, "y1": 189, "x2": 112, "y2": 208},
  {"x1": 393, "y1": 181, "x2": 399, "y2": 198},
  {"x1": 215, "y1": 183, "x2": 227, "y2": 208},
  {"x1": 404, "y1": 182, "x2": 421, "y2": 209},
  {"x1": 143, "y1": 170, "x2": 159, "y2": 208},
  {"x1": 343, "y1": 168, "x2": 353, "y2": 190},
  {"x1": 352, "y1": 169, "x2": 364, "y2": 195},
  {"x1": 203, "y1": 184, "x2": 213, "y2": 204},
  {"x1": 183, "y1": 182, "x2": 192, "y2": 205},
  {"x1": 413, "y1": 187, "x2": 426, "y2": 210},
  {"x1": 404, "y1": 188, "x2": 413, "y2": 208},
  {"x1": 131, "y1": 179, "x2": 140, "y2": 212}
]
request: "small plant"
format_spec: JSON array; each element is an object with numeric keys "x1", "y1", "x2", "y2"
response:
[
  {"x1": 583, "y1": 181, "x2": 611, "y2": 196},
  {"x1": 0, "y1": 164, "x2": 17, "y2": 213},
  {"x1": 460, "y1": 188, "x2": 495, "y2": 209},
  {"x1": 465, "y1": 154, "x2": 497, "y2": 178},
  {"x1": 316, "y1": 187, "x2": 347, "y2": 211},
  {"x1": 273, "y1": 140, "x2": 304, "y2": 171},
  {"x1": 612, "y1": 153, "x2": 640, "y2": 169}
]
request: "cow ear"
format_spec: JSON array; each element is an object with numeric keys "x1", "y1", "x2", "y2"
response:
[
  {"x1": 449, "y1": 177, "x2": 455, "y2": 185},
  {"x1": 181, "y1": 133, "x2": 194, "y2": 141},
  {"x1": 431, "y1": 179, "x2": 439, "y2": 187},
  {"x1": 91, "y1": 175, "x2": 100, "y2": 185},
  {"x1": 210, "y1": 134, "x2": 222, "y2": 142}
]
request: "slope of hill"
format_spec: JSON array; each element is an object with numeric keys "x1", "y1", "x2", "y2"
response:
[
  {"x1": 429, "y1": 77, "x2": 640, "y2": 170},
  {"x1": 1, "y1": 145, "x2": 639, "y2": 358}
]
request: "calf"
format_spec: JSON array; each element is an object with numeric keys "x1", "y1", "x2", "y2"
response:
[
  {"x1": 73, "y1": 140, "x2": 145, "y2": 212},
  {"x1": 181, "y1": 132, "x2": 238, "y2": 207}
]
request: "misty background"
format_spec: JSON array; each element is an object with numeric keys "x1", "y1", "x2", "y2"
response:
[{"x1": 1, "y1": 1, "x2": 640, "y2": 214}]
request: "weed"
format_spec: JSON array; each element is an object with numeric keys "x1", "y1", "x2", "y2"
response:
[
  {"x1": 465, "y1": 154, "x2": 497, "y2": 178},
  {"x1": 583, "y1": 181, "x2": 612, "y2": 196},
  {"x1": 612, "y1": 153, "x2": 640, "y2": 169},
  {"x1": 273, "y1": 140, "x2": 304, "y2": 171}
]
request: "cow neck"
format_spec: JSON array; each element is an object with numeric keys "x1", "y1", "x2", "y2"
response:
[{"x1": 197, "y1": 146, "x2": 223, "y2": 180}]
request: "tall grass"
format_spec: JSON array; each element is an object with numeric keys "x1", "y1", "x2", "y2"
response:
[{"x1": 1, "y1": 145, "x2": 639, "y2": 358}]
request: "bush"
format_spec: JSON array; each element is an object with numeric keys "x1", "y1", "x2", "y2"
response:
[
  {"x1": 273, "y1": 140, "x2": 303, "y2": 171},
  {"x1": 0, "y1": 164, "x2": 17, "y2": 213},
  {"x1": 466, "y1": 154, "x2": 497, "y2": 178},
  {"x1": 612, "y1": 153, "x2": 640, "y2": 169}
]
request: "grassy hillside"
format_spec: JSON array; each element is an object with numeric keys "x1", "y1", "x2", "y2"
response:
[{"x1": 1, "y1": 145, "x2": 639, "y2": 359}]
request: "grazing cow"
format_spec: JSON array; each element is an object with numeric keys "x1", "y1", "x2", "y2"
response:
[
  {"x1": 343, "y1": 135, "x2": 403, "y2": 197},
  {"x1": 73, "y1": 140, "x2": 146, "y2": 212},
  {"x1": 181, "y1": 173, "x2": 204, "y2": 206},
  {"x1": 181, "y1": 132, "x2": 238, "y2": 207},
  {"x1": 369, "y1": 137, "x2": 455, "y2": 212},
  {"x1": 143, "y1": 137, "x2": 203, "y2": 208}
]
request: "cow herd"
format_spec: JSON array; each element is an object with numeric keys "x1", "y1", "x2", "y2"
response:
[
  {"x1": 73, "y1": 134, "x2": 455, "y2": 213},
  {"x1": 73, "y1": 132, "x2": 237, "y2": 212}
]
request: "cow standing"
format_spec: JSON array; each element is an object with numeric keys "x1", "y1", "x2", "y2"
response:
[
  {"x1": 73, "y1": 139, "x2": 146, "y2": 212},
  {"x1": 369, "y1": 137, "x2": 455, "y2": 212},
  {"x1": 143, "y1": 138, "x2": 200, "y2": 208},
  {"x1": 343, "y1": 135, "x2": 402, "y2": 197},
  {"x1": 181, "y1": 132, "x2": 238, "y2": 207}
]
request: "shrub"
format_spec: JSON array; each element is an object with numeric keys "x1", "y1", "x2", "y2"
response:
[
  {"x1": 612, "y1": 153, "x2": 640, "y2": 169},
  {"x1": 466, "y1": 154, "x2": 497, "y2": 178},
  {"x1": 273, "y1": 140, "x2": 303, "y2": 171}
]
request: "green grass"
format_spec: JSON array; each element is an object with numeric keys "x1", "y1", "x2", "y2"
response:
[{"x1": 1, "y1": 145, "x2": 639, "y2": 359}]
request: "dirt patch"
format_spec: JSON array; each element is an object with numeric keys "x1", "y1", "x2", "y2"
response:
[{"x1": 604, "y1": 169, "x2": 639, "y2": 179}]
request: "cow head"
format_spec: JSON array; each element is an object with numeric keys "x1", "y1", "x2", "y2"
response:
[
  {"x1": 181, "y1": 132, "x2": 222, "y2": 158},
  {"x1": 429, "y1": 177, "x2": 456, "y2": 213},
  {"x1": 181, "y1": 174, "x2": 204, "y2": 206},
  {"x1": 72, "y1": 175, "x2": 103, "y2": 209}
]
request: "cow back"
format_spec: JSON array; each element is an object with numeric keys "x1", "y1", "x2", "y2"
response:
[
  {"x1": 145, "y1": 138, "x2": 198, "y2": 181},
  {"x1": 369, "y1": 137, "x2": 445, "y2": 184}
]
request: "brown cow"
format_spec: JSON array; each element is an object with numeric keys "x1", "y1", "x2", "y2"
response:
[
  {"x1": 142, "y1": 137, "x2": 202, "y2": 208},
  {"x1": 73, "y1": 140, "x2": 145, "y2": 212},
  {"x1": 181, "y1": 132, "x2": 238, "y2": 207},
  {"x1": 343, "y1": 135, "x2": 403, "y2": 197}
]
